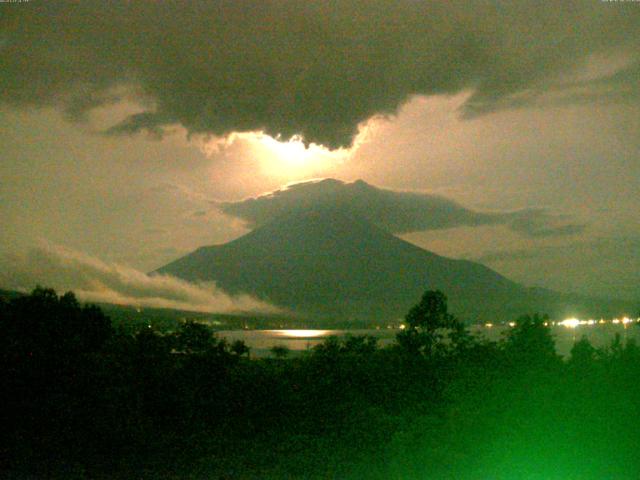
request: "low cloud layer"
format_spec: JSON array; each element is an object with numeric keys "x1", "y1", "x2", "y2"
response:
[
  {"x1": 216, "y1": 178, "x2": 584, "y2": 238},
  {"x1": 0, "y1": 244, "x2": 279, "y2": 314},
  {"x1": 2, "y1": 1, "x2": 639, "y2": 147}
]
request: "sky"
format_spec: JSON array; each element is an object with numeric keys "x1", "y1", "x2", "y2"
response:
[{"x1": 1, "y1": 0, "x2": 639, "y2": 309}]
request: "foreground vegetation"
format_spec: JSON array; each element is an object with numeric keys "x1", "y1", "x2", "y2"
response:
[{"x1": 2, "y1": 288, "x2": 640, "y2": 479}]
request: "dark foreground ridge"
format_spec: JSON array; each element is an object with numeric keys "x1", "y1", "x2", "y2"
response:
[
  {"x1": 156, "y1": 206, "x2": 629, "y2": 322},
  {"x1": 3, "y1": 287, "x2": 640, "y2": 479}
]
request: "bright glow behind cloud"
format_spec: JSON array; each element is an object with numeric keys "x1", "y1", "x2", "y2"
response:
[{"x1": 200, "y1": 127, "x2": 375, "y2": 184}]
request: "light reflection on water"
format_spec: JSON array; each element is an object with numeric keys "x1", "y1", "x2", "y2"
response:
[
  {"x1": 217, "y1": 324, "x2": 640, "y2": 357},
  {"x1": 217, "y1": 328, "x2": 392, "y2": 354},
  {"x1": 266, "y1": 329, "x2": 332, "y2": 338}
]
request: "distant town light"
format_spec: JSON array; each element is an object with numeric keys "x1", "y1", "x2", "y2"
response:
[{"x1": 559, "y1": 318, "x2": 580, "y2": 329}]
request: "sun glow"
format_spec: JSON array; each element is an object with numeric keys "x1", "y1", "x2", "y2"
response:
[
  {"x1": 203, "y1": 130, "x2": 352, "y2": 181},
  {"x1": 201, "y1": 127, "x2": 377, "y2": 183},
  {"x1": 255, "y1": 133, "x2": 353, "y2": 180},
  {"x1": 258, "y1": 135, "x2": 330, "y2": 168}
]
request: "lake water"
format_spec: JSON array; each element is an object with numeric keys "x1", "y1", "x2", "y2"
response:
[{"x1": 218, "y1": 321, "x2": 640, "y2": 357}]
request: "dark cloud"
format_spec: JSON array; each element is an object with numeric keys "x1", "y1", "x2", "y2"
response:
[
  {"x1": 2, "y1": 1, "x2": 639, "y2": 148},
  {"x1": 216, "y1": 178, "x2": 583, "y2": 238},
  {"x1": 104, "y1": 112, "x2": 170, "y2": 140},
  {"x1": 463, "y1": 58, "x2": 640, "y2": 116}
]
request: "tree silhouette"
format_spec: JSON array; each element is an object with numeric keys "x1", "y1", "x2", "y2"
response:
[
  {"x1": 230, "y1": 339, "x2": 250, "y2": 357},
  {"x1": 270, "y1": 344, "x2": 290, "y2": 359},
  {"x1": 341, "y1": 334, "x2": 378, "y2": 355},
  {"x1": 312, "y1": 335, "x2": 342, "y2": 356},
  {"x1": 504, "y1": 313, "x2": 558, "y2": 366},
  {"x1": 569, "y1": 335, "x2": 597, "y2": 367},
  {"x1": 396, "y1": 290, "x2": 463, "y2": 356},
  {"x1": 2, "y1": 286, "x2": 112, "y2": 359},
  {"x1": 173, "y1": 320, "x2": 214, "y2": 354}
]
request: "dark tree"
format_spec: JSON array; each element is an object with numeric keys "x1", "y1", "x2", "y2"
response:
[
  {"x1": 2, "y1": 286, "x2": 113, "y2": 359},
  {"x1": 569, "y1": 335, "x2": 597, "y2": 367},
  {"x1": 405, "y1": 290, "x2": 451, "y2": 330},
  {"x1": 396, "y1": 290, "x2": 463, "y2": 356},
  {"x1": 504, "y1": 313, "x2": 558, "y2": 366},
  {"x1": 173, "y1": 320, "x2": 215, "y2": 354},
  {"x1": 270, "y1": 344, "x2": 290, "y2": 359},
  {"x1": 341, "y1": 334, "x2": 378, "y2": 355},
  {"x1": 230, "y1": 339, "x2": 250, "y2": 357},
  {"x1": 312, "y1": 335, "x2": 342, "y2": 356}
]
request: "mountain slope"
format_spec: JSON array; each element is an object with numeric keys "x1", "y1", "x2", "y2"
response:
[{"x1": 155, "y1": 206, "x2": 557, "y2": 322}]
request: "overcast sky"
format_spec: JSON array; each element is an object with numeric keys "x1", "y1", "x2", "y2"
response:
[{"x1": 1, "y1": 0, "x2": 639, "y2": 306}]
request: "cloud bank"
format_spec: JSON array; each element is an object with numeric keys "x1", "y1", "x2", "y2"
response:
[
  {"x1": 1, "y1": 1, "x2": 639, "y2": 147},
  {"x1": 0, "y1": 244, "x2": 279, "y2": 314},
  {"x1": 216, "y1": 179, "x2": 584, "y2": 238}
]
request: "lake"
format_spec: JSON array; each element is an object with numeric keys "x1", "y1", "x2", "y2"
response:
[{"x1": 218, "y1": 320, "x2": 640, "y2": 357}]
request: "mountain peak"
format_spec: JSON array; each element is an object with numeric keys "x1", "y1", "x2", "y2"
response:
[{"x1": 155, "y1": 205, "x2": 529, "y2": 322}]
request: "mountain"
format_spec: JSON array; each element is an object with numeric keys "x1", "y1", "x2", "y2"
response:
[{"x1": 155, "y1": 207, "x2": 630, "y2": 323}]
